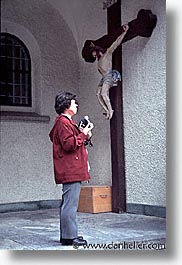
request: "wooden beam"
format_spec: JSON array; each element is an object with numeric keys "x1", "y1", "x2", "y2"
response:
[
  {"x1": 107, "y1": 0, "x2": 126, "y2": 213},
  {"x1": 82, "y1": 9, "x2": 157, "y2": 63}
]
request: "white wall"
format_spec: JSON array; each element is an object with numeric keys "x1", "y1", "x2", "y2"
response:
[
  {"x1": 0, "y1": 0, "x2": 80, "y2": 203},
  {"x1": 122, "y1": 0, "x2": 166, "y2": 206},
  {"x1": 0, "y1": 0, "x2": 112, "y2": 204}
]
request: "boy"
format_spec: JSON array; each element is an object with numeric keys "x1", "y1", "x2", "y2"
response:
[{"x1": 49, "y1": 91, "x2": 93, "y2": 246}]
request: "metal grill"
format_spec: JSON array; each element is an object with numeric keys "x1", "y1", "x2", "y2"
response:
[{"x1": 0, "y1": 33, "x2": 31, "y2": 106}]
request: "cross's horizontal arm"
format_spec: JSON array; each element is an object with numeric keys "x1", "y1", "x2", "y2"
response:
[{"x1": 82, "y1": 9, "x2": 157, "y2": 63}]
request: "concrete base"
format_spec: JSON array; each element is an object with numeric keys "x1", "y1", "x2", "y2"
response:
[
  {"x1": 127, "y1": 203, "x2": 166, "y2": 218},
  {"x1": 0, "y1": 200, "x2": 166, "y2": 218},
  {"x1": 0, "y1": 200, "x2": 61, "y2": 213}
]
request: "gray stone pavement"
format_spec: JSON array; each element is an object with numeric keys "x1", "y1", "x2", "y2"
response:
[{"x1": 0, "y1": 208, "x2": 166, "y2": 251}]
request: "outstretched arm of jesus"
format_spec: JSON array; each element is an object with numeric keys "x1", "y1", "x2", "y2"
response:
[{"x1": 107, "y1": 24, "x2": 129, "y2": 55}]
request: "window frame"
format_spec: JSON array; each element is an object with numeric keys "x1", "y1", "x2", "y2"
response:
[{"x1": 0, "y1": 33, "x2": 32, "y2": 107}]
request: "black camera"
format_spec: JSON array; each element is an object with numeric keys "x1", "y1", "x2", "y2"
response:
[
  {"x1": 78, "y1": 116, "x2": 91, "y2": 129},
  {"x1": 78, "y1": 116, "x2": 93, "y2": 147}
]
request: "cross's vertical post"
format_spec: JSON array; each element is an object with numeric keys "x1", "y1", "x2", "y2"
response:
[{"x1": 107, "y1": 0, "x2": 126, "y2": 213}]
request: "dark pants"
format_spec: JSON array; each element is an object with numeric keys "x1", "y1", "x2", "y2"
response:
[{"x1": 60, "y1": 182, "x2": 81, "y2": 239}]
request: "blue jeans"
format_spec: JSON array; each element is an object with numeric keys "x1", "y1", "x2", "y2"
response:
[{"x1": 60, "y1": 182, "x2": 81, "y2": 239}]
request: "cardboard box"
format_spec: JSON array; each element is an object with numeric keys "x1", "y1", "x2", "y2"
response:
[{"x1": 78, "y1": 186, "x2": 112, "y2": 213}]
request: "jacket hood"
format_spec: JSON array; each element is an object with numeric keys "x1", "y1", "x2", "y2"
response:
[
  {"x1": 49, "y1": 115, "x2": 78, "y2": 142},
  {"x1": 49, "y1": 116, "x2": 61, "y2": 142}
]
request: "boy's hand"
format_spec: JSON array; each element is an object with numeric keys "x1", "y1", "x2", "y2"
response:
[{"x1": 82, "y1": 122, "x2": 94, "y2": 136}]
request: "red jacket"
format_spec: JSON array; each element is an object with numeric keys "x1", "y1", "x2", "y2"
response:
[{"x1": 49, "y1": 115, "x2": 90, "y2": 184}]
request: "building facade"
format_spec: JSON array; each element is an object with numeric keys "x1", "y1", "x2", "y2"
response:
[{"x1": 0, "y1": 0, "x2": 166, "y2": 217}]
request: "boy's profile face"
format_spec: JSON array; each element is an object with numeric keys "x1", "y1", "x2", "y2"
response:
[{"x1": 67, "y1": 99, "x2": 78, "y2": 116}]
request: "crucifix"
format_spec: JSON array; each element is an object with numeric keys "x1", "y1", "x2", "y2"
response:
[{"x1": 82, "y1": 0, "x2": 157, "y2": 213}]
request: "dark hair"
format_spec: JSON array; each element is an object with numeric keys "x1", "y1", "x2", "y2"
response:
[
  {"x1": 55, "y1": 91, "x2": 77, "y2": 115},
  {"x1": 92, "y1": 45, "x2": 106, "y2": 60},
  {"x1": 82, "y1": 40, "x2": 107, "y2": 63}
]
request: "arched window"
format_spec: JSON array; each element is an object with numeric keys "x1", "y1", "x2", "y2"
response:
[{"x1": 0, "y1": 33, "x2": 31, "y2": 106}]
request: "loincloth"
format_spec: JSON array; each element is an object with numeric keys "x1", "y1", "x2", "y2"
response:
[{"x1": 98, "y1": 70, "x2": 121, "y2": 87}]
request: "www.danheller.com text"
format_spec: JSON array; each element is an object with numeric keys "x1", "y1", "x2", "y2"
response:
[{"x1": 73, "y1": 241, "x2": 166, "y2": 250}]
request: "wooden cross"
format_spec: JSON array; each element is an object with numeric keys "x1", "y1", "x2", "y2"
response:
[
  {"x1": 82, "y1": 1, "x2": 157, "y2": 213},
  {"x1": 108, "y1": 0, "x2": 126, "y2": 213}
]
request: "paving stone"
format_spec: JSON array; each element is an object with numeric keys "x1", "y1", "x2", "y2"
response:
[{"x1": 0, "y1": 209, "x2": 166, "y2": 250}]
